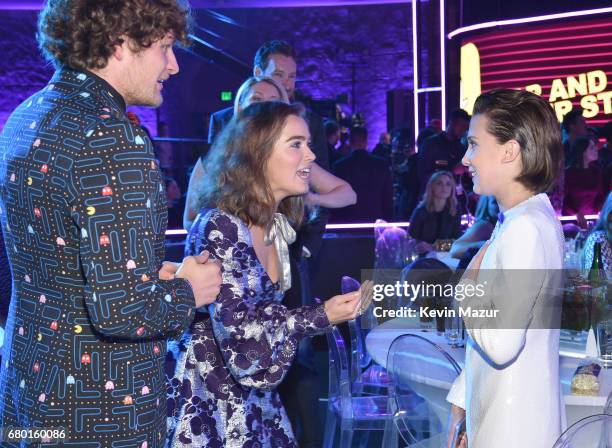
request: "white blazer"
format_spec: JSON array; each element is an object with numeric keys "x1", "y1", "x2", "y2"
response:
[{"x1": 447, "y1": 193, "x2": 565, "y2": 448}]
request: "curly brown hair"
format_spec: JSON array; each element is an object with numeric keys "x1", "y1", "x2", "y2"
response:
[
  {"x1": 37, "y1": 0, "x2": 192, "y2": 70},
  {"x1": 197, "y1": 101, "x2": 306, "y2": 228}
]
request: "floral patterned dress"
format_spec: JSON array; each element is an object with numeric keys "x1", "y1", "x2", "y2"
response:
[{"x1": 167, "y1": 209, "x2": 331, "y2": 447}]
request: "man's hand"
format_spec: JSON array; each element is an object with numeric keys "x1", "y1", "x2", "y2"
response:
[
  {"x1": 159, "y1": 261, "x2": 179, "y2": 280},
  {"x1": 175, "y1": 251, "x2": 222, "y2": 308}
]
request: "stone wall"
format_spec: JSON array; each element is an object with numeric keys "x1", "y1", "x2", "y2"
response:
[
  {"x1": 200, "y1": 4, "x2": 414, "y2": 148},
  {"x1": 0, "y1": 11, "x2": 53, "y2": 129},
  {"x1": 0, "y1": 4, "x2": 413, "y2": 150}
]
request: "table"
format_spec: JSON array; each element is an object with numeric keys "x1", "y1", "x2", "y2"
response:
[{"x1": 366, "y1": 317, "x2": 612, "y2": 428}]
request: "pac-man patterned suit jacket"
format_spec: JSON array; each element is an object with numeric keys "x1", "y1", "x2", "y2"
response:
[{"x1": 0, "y1": 68, "x2": 195, "y2": 447}]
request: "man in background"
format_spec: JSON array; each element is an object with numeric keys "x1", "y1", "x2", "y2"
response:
[
  {"x1": 331, "y1": 127, "x2": 394, "y2": 223},
  {"x1": 417, "y1": 108, "x2": 470, "y2": 197}
]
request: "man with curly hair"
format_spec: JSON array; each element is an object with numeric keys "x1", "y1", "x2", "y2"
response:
[{"x1": 0, "y1": 1, "x2": 221, "y2": 446}]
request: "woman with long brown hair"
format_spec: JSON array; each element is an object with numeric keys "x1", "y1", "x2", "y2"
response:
[{"x1": 167, "y1": 101, "x2": 371, "y2": 447}]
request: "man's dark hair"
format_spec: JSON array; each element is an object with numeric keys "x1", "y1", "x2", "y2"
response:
[
  {"x1": 393, "y1": 127, "x2": 414, "y2": 147},
  {"x1": 600, "y1": 121, "x2": 612, "y2": 142},
  {"x1": 561, "y1": 107, "x2": 584, "y2": 132},
  {"x1": 349, "y1": 126, "x2": 368, "y2": 147},
  {"x1": 37, "y1": 0, "x2": 192, "y2": 70},
  {"x1": 447, "y1": 108, "x2": 470, "y2": 124},
  {"x1": 253, "y1": 40, "x2": 296, "y2": 71},
  {"x1": 324, "y1": 120, "x2": 340, "y2": 138}
]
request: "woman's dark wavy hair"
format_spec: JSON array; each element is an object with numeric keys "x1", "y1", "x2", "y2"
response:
[
  {"x1": 197, "y1": 101, "x2": 306, "y2": 228},
  {"x1": 37, "y1": 0, "x2": 192, "y2": 70}
]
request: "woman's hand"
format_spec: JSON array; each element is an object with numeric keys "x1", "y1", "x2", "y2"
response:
[{"x1": 324, "y1": 280, "x2": 374, "y2": 325}]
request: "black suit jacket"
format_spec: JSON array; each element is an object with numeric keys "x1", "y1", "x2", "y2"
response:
[
  {"x1": 207, "y1": 106, "x2": 233, "y2": 147},
  {"x1": 0, "y1": 69, "x2": 195, "y2": 446},
  {"x1": 417, "y1": 132, "x2": 466, "y2": 196},
  {"x1": 331, "y1": 150, "x2": 394, "y2": 223}
]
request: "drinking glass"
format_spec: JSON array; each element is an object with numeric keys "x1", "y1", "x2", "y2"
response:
[{"x1": 445, "y1": 312, "x2": 465, "y2": 347}]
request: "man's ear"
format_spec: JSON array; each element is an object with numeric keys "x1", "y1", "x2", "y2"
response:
[
  {"x1": 253, "y1": 66, "x2": 262, "y2": 77},
  {"x1": 501, "y1": 139, "x2": 521, "y2": 164},
  {"x1": 112, "y1": 36, "x2": 130, "y2": 62}
]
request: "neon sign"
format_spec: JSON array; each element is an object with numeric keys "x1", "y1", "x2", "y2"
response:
[{"x1": 460, "y1": 16, "x2": 612, "y2": 125}]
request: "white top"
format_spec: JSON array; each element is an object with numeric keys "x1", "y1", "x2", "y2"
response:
[{"x1": 446, "y1": 193, "x2": 565, "y2": 448}]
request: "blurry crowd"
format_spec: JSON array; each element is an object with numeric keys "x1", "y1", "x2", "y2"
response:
[{"x1": 322, "y1": 106, "x2": 610, "y2": 254}]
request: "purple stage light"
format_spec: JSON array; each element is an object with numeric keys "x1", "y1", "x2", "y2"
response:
[{"x1": 165, "y1": 214, "x2": 600, "y2": 235}]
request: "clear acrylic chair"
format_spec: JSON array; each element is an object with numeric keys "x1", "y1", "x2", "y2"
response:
[
  {"x1": 323, "y1": 324, "x2": 399, "y2": 448},
  {"x1": 342, "y1": 276, "x2": 389, "y2": 394},
  {"x1": 386, "y1": 333, "x2": 464, "y2": 447},
  {"x1": 374, "y1": 220, "x2": 412, "y2": 271},
  {"x1": 552, "y1": 414, "x2": 612, "y2": 448}
]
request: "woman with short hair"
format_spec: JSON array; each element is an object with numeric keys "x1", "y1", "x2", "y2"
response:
[{"x1": 447, "y1": 89, "x2": 565, "y2": 447}]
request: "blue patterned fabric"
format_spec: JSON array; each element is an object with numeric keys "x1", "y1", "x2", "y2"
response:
[{"x1": 0, "y1": 68, "x2": 195, "y2": 447}]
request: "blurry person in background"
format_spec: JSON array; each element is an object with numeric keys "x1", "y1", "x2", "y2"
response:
[
  {"x1": 418, "y1": 109, "x2": 470, "y2": 197},
  {"x1": 372, "y1": 131, "x2": 392, "y2": 164},
  {"x1": 561, "y1": 107, "x2": 588, "y2": 167},
  {"x1": 184, "y1": 76, "x2": 355, "y2": 229},
  {"x1": 207, "y1": 40, "x2": 327, "y2": 169},
  {"x1": 155, "y1": 121, "x2": 183, "y2": 227},
  {"x1": 450, "y1": 195, "x2": 499, "y2": 264},
  {"x1": 598, "y1": 121, "x2": 612, "y2": 167},
  {"x1": 416, "y1": 117, "x2": 443, "y2": 150},
  {"x1": 563, "y1": 136, "x2": 605, "y2": 228},
  {"x1": 409, "y1": 171, "x2": 462, "y2": 254},
  {"x1": 156, "y1": 121, "x2": 174, "y2": 175},
  {"x1": 331, "y1": 126, "x2": 394, "y2": 223},
  {"x1": 581, "y1": 191, "x2": 612, "y2": 273},
  {"x1": 598, "y1": 121, "x2": 612, "y2": 191},
  {"x1": 325, "y1": 119, "x2": 343, "y2": 167},
  {"x1": 392, "y1": 128, "x2": 420, "y2": 221}
]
